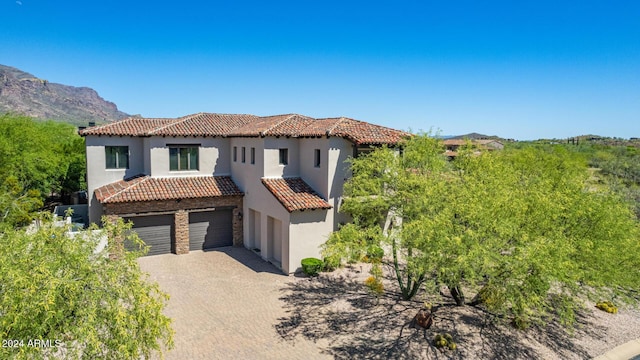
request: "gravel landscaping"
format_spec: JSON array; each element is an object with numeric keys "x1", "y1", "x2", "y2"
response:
[{"x1": 277, "y1": 264, "x2": 640, "y2": 359}]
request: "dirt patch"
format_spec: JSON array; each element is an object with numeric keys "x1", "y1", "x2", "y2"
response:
[{"x1": 276, "y1": 264, "x2": 640, "y2": 359}]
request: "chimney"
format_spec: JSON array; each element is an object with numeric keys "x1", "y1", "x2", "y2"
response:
[{"x1": 88, "y1": 121, "x2": 96, "y2": 127}]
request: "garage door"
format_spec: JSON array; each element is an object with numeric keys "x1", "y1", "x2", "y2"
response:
[
  {"x1": 124, "y1": 215, "x2": 174, "y2": 256},
  {"x1": 189, "y1": 210, "x2": 233, "y2": 251}
]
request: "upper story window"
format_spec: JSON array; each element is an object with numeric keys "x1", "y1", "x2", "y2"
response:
[
  {"x1": 314, "y1": 149, "x2": 321, "y2": 168},
  {"x1": 170, "y1": 146, "x2": 199, "y2": 171},
  {"x1": 241, "y1": 147, "x2": 246, "y2": 163},
  {"x1": 105, "y1": 146, "x2": 129, "y2": 169},
  {"x1": 233, "y1": 146, "x2": 237, "y2": 162},
  {"x1": 250, "y1": 147, "x2": 255, "y2": 164},
  {"x1": 279, "y1": 148, "x2": 288, "y2": 165}
]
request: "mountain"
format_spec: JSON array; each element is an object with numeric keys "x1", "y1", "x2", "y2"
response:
[
  {"x1": 448, "y1": 133, "x2": 506, "y2": 141},
  {"x1": 0, "y1": 64, "x2": 129, "y2": 126}
]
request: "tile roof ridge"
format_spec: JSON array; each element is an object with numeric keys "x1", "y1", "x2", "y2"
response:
[
  {"x1": 103, "y1": 175, "x2": 150, "y2": 203},
  {"x1": 261, "y1": 114, "x2": 296, "y2": 136},
  {"x1": 146, "y1": 114, "x2": 198, "y2": 135},
  {"x1": 81, "y1": 116, "x2": 133, "y2": 133},
  {"x1": 325, "y1": 117, "x2": 347, "y2": 136}
]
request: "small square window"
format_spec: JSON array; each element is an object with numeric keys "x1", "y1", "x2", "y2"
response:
[
  {"x1": 241, "y1": 147, "x2": 246, "y2": 163},
  {"x1": 105, "y1": 146, "x2": 129, "y2": 169},
  {"x1": 233, "y1": 146, "x2": 237, "y2": 162},
  {"x1": 279, "y1": 148, "x2": 288, "y2": 165},
  {"x1": 314, "y1": 149, "x2": 321, "y2": 168},
  {"x1": 250, "y1": 147, "x2": 255, "y2": 164}
]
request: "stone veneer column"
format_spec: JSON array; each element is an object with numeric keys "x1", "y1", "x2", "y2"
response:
[
  {"x1": 232, "y1": 207, "x2": 243, "y2": 246},
  {"x1": 174, "y1": 210, "x2": 189, "y2": 255}
]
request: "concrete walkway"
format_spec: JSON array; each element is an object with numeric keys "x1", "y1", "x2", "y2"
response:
[
  {"x1": 138, "y1": 247, "x2": 330, "y2": 360},
  {"x1": 594, "y1": 338, "x2": 640, "y2": 360}
]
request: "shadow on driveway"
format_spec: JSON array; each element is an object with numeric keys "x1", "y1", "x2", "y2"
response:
[{"x1": 203, "y1": 246, "x2": 285, "y2": 275}]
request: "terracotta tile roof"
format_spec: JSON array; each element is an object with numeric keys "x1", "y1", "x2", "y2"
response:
[
  {"x1": 261, "y1": 177, "x2": 332, "y2": 213},
  {"x1": 95, "y1": 175, "x2": 243, "y2": 204},
  {"x1": 149, "y1": 113, "x2": 259, "y2": 137},
  {"x1": 226, "y1": 114, "x2": 313, "y2": 137},
  {"x1": 80, "y1": 112, "x2": 410, "y2": 145},
  {"x1": 321, "y1": 117, "x2": 409, "y2": 145},
  {"x1": 80, "y1": 117, "x2": 178, "y2": 136}
]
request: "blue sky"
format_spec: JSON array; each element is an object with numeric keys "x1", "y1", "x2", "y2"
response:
[{"x1": 1, "y1": 0, "x2": 639, "y2": 140}]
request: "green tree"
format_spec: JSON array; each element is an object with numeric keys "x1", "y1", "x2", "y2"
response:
[
  {"x1": 324, "y1": 135, "x2": 640, "y2": 327},
  {"x1": 0, "y1": 216, "x2": 174, "y2": 359},
  {"x1": 0, "y1": 114, "x2": 86, "y2": 198},
  {"x1": 0, "y1": 176, "x2": 43, "y2": 231}
]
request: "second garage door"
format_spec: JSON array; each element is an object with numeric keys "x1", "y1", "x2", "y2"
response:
[
  {"x1": 189, "y1": 210, "x2": 233, "y2": 251},
  {"x1": 124, "y1": 214, "x2": 174, "y2": 256}
]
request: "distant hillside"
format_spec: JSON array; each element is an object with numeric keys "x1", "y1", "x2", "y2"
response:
[
  {"x1": 0, "y1": 64, "x2": 129, "y2": 126},
  {"x1": 448, "y1": 132, "x2": 511, "y2": 141},
  {"x1": 566, "y1": 134, "x2": 640, "y2": 148}
]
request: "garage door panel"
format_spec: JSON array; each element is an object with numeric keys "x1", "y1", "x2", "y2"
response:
[
  {"x1": 189, "y1": 210, "x2": 233, "y2": 250},
  {"x1": 124, "y1": 215, "x2": 174, "y2": 256}
]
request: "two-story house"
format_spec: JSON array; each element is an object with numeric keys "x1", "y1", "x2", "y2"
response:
[{"x1": 80, "y1": 113, "x2": 408, "y2": 273}]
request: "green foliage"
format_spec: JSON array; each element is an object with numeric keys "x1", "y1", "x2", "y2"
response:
[
  {"x1": 433, "y1": 333, "x2": 457, "y2": 350},
  {"x1": 322, "y1": 255, "x2": 341, "y2": 272},
  {"x1": 326, "y1": 133, "x2": 640, "y2": 326},
  {"x1": 301, "y1": 258, "x2": 324, "y2": 277},
  {"x1": 0, "y1": 113, "x2": 86, "y2": 199},
  {"x1": 596, "y1": 301, "x2": 618, "y2": 314},
  {"x1": 0, "y1": 176, "x2": 43, "y2": 230},
  {"x1": 0, "y1": 216, "x2": 174, "y2": 359},
  {"x1": 364, "y1": 276, "x2": 384, "y2": 295},
  {"x1": 365, "y1": 245, "x2": 384, "y2": 263}
]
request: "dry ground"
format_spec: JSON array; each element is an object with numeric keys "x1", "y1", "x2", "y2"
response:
[{"x1": 276, "y1": 263, "x2": 640, "y2": 359}]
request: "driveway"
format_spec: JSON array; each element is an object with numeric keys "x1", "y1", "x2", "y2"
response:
[{"x1": 138, "y1": 247, "x2": 330, "y2": 360}]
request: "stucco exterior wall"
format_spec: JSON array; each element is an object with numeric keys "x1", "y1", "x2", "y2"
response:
[
  {"x1": 299, "y1": 137, "x2": 329, "y2": 199},
  {"x1": 263, "y1": 137, "x2": 299, "y2": 178},
  {"x1": 229, "y1": 137, "x2": 263, "y2": 192},
  {"x1": 289, "y1": 210, "x2": 332, "y2": 273},
  {"x1": 146, "y1": 136, "x2": 230, "y2": 177},
  {"x1": 328, "y1": 137, "x2": 353, "y2": 229},
  {"x1": 85, "y1": 135, "x2": 145, "y2": 224}
]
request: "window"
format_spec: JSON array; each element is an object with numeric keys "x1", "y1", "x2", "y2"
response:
[
  {"x1": 233, "y1": 146, "x2": 237, "y2": 162},
  {"x1": 170, "y1": 146, "x2": 198, "y2": 171},
  {"x1": 279, "y1": 148, "x2": 288, "y2": 165},
  {"x1": 314, "y1": 149, "x2": 321, "y2": 168},
  {"x1": 105, "y1": 146, "x2": 129, "y2": 169},
  {"x1": 250, "y1": 147, "x2": 255, "y2": 164},
  {"x1": 241, "y1": 147, "x2": 246, "y2": 163}
]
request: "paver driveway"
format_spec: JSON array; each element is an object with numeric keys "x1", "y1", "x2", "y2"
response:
[{"x1": 138, "y1": 247, "x2": 330, "y2": 360}]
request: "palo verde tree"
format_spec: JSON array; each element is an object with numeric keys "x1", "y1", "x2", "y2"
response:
[
  {"x1": 323, "y1": 134, "x2": 450, "y2": 300},
  {"x1": 0, "y1": 216, "x2": 174, "y2": 359},
  {"x1": 324, "y1": 135, "x2": 640, "y2": 327}
]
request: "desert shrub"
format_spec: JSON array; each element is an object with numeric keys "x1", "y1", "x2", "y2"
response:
[
  {"x1": 301, "y1": 257, "x2": 323, "y2": 277},
  {"x1": 596, "y1": 301, "x2": 618, "y2": 314},
  {"x1": 364, "y1": 276, "x2": 384, "y2": 295},
  {"x1": 366, "y1": 245, "x2": 384, "y2": 263},
  {"x1": 433, "y1": 333, "x2": 457, "y2": 350},
  {"x1": 323, "y1": 255, "x2": 340, "y2": 271}
]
